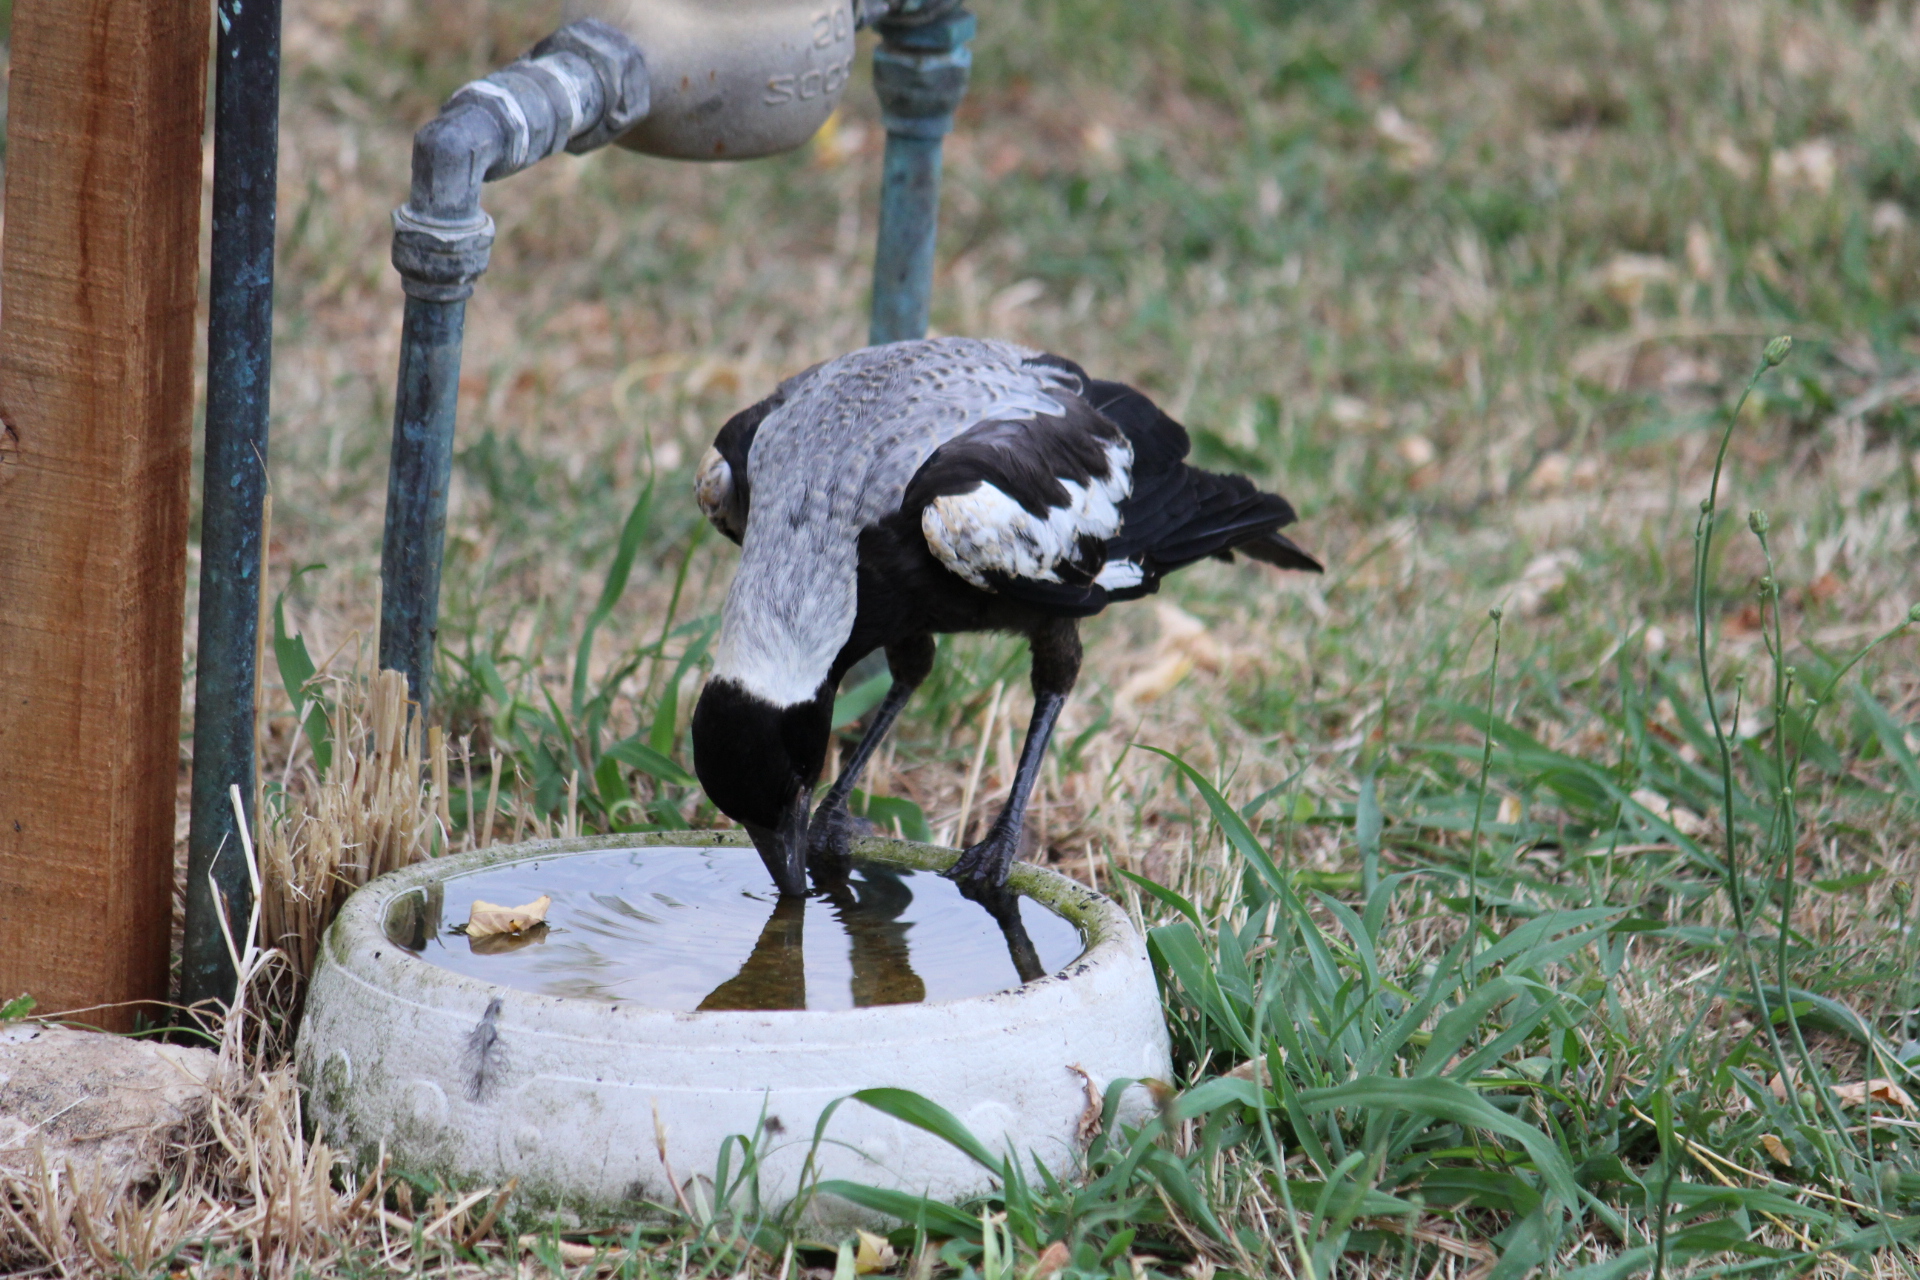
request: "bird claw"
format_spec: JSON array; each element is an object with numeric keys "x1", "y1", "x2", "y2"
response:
[
  {"x1": 806, "y1": 802, "x2": 872, "y2": 887},
  {"x1": 945, "y1": 827, "x2": 1020, "y2": 889}
]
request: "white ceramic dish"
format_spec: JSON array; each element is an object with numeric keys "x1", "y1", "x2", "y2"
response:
[{"x1": 296, "y1": 831, "x2": 1171, "y2": 1224}]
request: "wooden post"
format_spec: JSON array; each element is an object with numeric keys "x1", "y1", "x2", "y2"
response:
[{"x1": 0, "y1": 1, "x2": 213, "y2": 1030}]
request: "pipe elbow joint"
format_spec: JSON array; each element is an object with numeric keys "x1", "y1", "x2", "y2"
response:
[
  {"x1": 391, "y1": 21, "x2": 649, "y2": 300},
  {"x1": 391, "y1": 104, "x2": 500, "y2": 301}
]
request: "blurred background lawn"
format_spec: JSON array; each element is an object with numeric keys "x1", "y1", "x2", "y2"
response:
[{"x1": 241, "y1": 0, "x2": 1917, "y2": 876}]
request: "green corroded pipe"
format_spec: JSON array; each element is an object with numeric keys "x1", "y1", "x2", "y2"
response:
[{"x1": 868, "y1": 7, "x2": 974, "y2": 346}]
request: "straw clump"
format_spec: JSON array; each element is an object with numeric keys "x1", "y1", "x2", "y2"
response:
[{"x1": 259, "y1": 667, "x2": 444, "y2": 990}]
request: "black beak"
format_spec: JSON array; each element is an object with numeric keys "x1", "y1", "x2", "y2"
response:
[{"x1": 744, "y1": 789, "x2": 811, "y2": 898}]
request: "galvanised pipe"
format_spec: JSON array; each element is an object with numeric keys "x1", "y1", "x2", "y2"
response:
[
  {"x1": 378, "y1": 295, "x2": 475, "y2": 719},
  {"x1": 378, "y1": 5, "x2": 870, "y2": 714},
  {"x1": 868, "y1": 5, "x2": 974, "y2": 346},
  {"x1": 182, "y1": 0, "x2": 284, "y2": 1013},
  {"x1": 379, "y1": 24, "x2": 645, "y2": 714}
]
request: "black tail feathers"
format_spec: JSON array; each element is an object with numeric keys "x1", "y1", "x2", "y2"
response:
[{"x1": 1236, "y1": 529, "x2": 1324, "y2": 573}]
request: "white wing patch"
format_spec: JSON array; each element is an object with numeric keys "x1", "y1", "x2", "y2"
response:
[
  {"x1": 922, "y1": 439, "x2": 1134, "y2": 590},
  {"x1": 1093, "y1": 559, "x2": 1144, "y2": 590}
]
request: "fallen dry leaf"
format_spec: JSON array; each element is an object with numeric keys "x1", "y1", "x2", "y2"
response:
[
  {"x1": 1771, "y1": 1073, "x2": 1914, "y2": 1110},
  {"x1": 1034, "y1": 1240, "x2": 1072, "y2": 1279},
  {"x1": 855, "y1": 1229, "x2": 897, "y2": 1274},
  {"x1": 1630, "y1": 788, "x2": 1709, "y2": 838},
  {"x1": 1374, "y1": 105, "x2": 1436, "y2": 170},
  {"x1": 467, "y1": 925, "x2": 550, "y2": 956},
  {"x1": 1116, "y1": 652, "x2": 1193, "y2": 705},
  {"x1": 1505, "y1": 550, "x2": 1579, "y2": 618},
  {"x1": 466, "y1": 895, "x2": 551, "y2": 939},
  {"x1": 1590, "y1": 252, "x2": 1675, "y2": 309},
  {"x1": 1396, "y1": 434, "x2": 1437, "y2": 467},
  {"x1": 1771, "y1": 138, "x2": 1836, "y2": 195},
  {"x1": 518, "y1": 1234, "x2": 600, "y2": 1265},
  {"x1": 1067, "y1": 1064, "x2": 1103, "y2": 1147},
  {"x1": 1831, "y1": 1079, "x2": 1915, "y2": 1110},
  {"x1": 1115, "y1": 605, "x2": 1222, "y2": 705},
  {"x1": 1762, "y1": 1133, "x2": 1792, "y2": 1164}
]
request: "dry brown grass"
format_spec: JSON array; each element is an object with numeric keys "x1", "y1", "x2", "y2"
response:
[{"x1": 259, "y1": 667, "x2": 444, "y2": 991}]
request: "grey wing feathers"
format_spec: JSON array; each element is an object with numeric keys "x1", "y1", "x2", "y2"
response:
[{"x1": 707, "y1": 340, "x2": 1082, "y2": 700}]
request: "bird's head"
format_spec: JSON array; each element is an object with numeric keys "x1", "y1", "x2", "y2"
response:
[{"x1": 691, "y1": 675, "x2": 832, "y2": 897}]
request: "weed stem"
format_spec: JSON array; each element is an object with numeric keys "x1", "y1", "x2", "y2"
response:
[{"x1": 1465, "y1": 607, "x2": 1504, "y2": 982}]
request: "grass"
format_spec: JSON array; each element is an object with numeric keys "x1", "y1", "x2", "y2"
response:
[{"x1": 6, "y1": 0, "x2": 1920, "y2": 1272}]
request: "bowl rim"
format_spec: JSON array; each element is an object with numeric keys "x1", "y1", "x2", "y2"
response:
[{"x1": 324, "y1": 829, "x2": 1142, "y2": 1021}]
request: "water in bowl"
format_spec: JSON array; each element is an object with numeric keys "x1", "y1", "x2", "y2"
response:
[{"x1": 386, "y1": 845, "x2": 1085, "y2": 1011}]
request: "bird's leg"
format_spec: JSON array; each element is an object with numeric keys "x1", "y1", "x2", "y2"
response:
[
  {"x1": 808, "y1": 635, "x2": 935, "y2": 884},
  {"x1": 946, "y1": 619, "x2": 1079, "y2": 889}
]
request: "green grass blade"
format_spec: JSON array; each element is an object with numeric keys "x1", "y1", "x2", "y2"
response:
[
  {"x1": 844, "y1": 1088, "x2": 1004, "y2": 1173},
  {"x1": 1173, "y1": 1076, "x2": 1267, "y2": 1120},
  {"x1": 649, "y1": 623, "x2": 715, "y2": 759},
  {"x1": 1356, "y1": 771, "x2": 1382, "y2": 896},
  {"x1": 833, "y1": 671, "x2": 892, "y2": 729},
  {"x1": 1852, "y1": 685, "x2": 1920, "y2": 796},
  {"x1": 1118, "y1": 869, "x2": 1204, "y2": 930},
  {"x1": 572, "y1": 481, "x2": 654, "y2": 720},
  {"x1": 1411, "y1": 975, "x2": 1529, "y2": 1076},
  {"x1": 1562, "y1": 1247, "x2": 1656, "y2": 1280},
  {"x1": 1297, "y1": 1076, "x2": 1580, "y2": 1209},
  {"x1": 605, "y1": 734, "x2": 696, "y2": 787},
  {"x1": 271, "y1": 564, "x2": 333, "y2": 774},
  {"x1": 810, "y1": 1181, "x2": 980, "y2": 1239},
  {"x1": 1140, "y1": 746, "x2": 1286, "y2": 899},
  {"x1": 848, "y1": 790, "x2": 931, "y2": 842}
]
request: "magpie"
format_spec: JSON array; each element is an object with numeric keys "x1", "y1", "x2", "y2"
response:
[{"x1": 689, "y1": 338, "x2": 1321, "y2": 899}]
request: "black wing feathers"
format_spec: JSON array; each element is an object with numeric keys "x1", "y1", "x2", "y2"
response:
[
  {"x1": 714, "y1": 346, "x2": 1320, "y2": 618},
  {"x1": 901, "y1": 396, "x2": 1122, "y2": 519},
  {"x1": 1082, "y1": 373, "x2": 1323, "y2": 589}
]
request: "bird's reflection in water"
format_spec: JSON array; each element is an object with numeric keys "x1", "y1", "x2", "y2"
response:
[
  {"x1": 955, "y1": 878, "x2": 1049, "y2": 985},
  {"x1": 694, "y1": 866, "x2": 1046, "y2": 1010},
  {"x1": 695, "y1": 894, "x2": 808, "y2": 1010}
]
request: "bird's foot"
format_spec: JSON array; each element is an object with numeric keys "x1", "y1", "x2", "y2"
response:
[
  {"x1": 945, "y1": 825, "x2": 1020, "y2": 889},
  {"x1": 805, "y1": 801, "x2": 872, "y2": 888}
]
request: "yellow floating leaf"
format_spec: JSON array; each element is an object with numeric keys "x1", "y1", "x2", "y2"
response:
[
  {"x1": 855, "y1": 1229, "x2": 897, "y2": 1274},
  {"x1": 1761, "y1": 1134, "x2": 1792, "y2": 1165},
  {"x1": 467, "y1": 895, "x2": 551, "y2": 939},
  {"x1": 468, "y1": 924, "x2": 549, "y2": 956}
]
